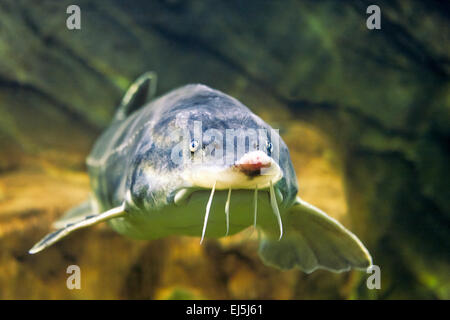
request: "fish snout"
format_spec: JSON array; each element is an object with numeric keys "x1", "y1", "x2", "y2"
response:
[
  {"x1": 179, "y1": 150, "x2": 282, "y2": 190},
  {"x1": 235, "y1": 151, "x2": 272, "y2": 176}
]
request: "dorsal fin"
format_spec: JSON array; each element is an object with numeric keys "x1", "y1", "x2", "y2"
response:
[{"x1": 113, "y1": 71, "x2": 158, "y2": 121}]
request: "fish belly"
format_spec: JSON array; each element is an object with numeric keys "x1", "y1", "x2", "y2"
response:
[{"x1": 107, "y1": 190, "x2": 281, "y2": 240}]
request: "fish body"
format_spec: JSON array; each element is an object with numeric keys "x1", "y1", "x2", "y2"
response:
[
  {"x1": 30, "y1": 73, "x2": 372, "y2": 273},
  {"x1": 85, "y1": 83, "x2": 295, "y2": 240}
]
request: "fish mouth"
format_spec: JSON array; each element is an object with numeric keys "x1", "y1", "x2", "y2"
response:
[
  {"x1": 173, "y1": 151, "x2": 284, "y2": 243},
  {"x1": 180, "y1": 150, "x2": 283, "y2": 190}
]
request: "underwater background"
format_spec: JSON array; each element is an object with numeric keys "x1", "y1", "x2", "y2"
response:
[{"x1": 0, "y1": 0, "x2": 448, "y2": 299}]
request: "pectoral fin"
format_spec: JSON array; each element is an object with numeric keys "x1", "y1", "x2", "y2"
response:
[
  {"x1": 29, "y1": 203, "x2": 126, "y2": 254},
  {"x1": 52, "y1": 198, "x2": 98, "y2": 229},
  {"x1": 259, "y1": 197, "x2": 372, "y2": 273}
]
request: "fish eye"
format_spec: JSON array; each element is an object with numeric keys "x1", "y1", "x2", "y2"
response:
[
  {"x1": 266, "y1": 141, "x2": 273, "y2": 154},
  {"x1": 189, "y1": 139, "x2": 199, "y2": 153}
]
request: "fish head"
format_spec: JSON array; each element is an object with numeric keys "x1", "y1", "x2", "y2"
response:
[{"x1": 125, "y1": 86, "x2": 298, "y2": 213}]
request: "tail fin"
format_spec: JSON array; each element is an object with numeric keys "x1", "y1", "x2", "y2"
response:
[{"x1": 259, "y1": 197, "x2": 372, "y2": 273}]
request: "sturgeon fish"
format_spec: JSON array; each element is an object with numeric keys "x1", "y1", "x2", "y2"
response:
[{"x1": 30, "y1": 72, "x2": 372, "y2": 273}]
